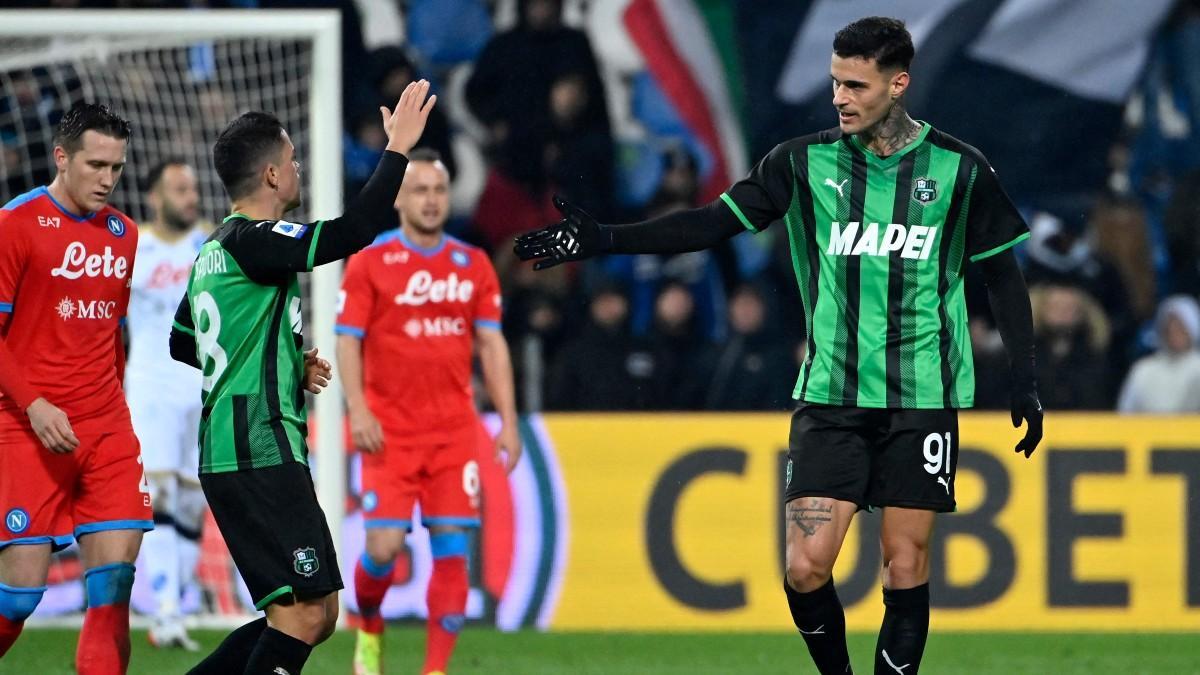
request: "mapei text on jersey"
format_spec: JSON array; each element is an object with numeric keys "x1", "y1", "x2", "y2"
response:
[{"x1": 826, "y1": 222, "x2": 938, "y2": 260}]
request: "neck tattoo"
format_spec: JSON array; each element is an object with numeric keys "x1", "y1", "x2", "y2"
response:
[{"x1": 861, "y1": 103, "x2": 921, "y2": 158}]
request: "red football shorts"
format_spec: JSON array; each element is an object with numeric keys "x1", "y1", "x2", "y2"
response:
[
  {"x1": 0, "y1": 425, "x2": 153, "y2": 550},
  {"x1": 360, "y1": 424, "x2": 482, "y2": 530}
]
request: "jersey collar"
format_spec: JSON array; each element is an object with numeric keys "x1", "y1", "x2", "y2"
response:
[
  {"x1": 42, "y1": 186, "x2": 96, "y2": 222},
  {"x1": 398, "y1": 228, "x2": 446, "y2": 257},
  {"x1": 223, "y1": 212, "x2": 251, "y2": 223},
  {"x1": 848, "y1": 121, "x2": 931, "y2": 167}
]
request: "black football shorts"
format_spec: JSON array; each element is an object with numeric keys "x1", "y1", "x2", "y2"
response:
[
  {"x1": 785, "y1": 403, "x2": 959, "y2": 512},
  {"x1": 200, "y1": 462, "x2": 344, "y2": 610}
]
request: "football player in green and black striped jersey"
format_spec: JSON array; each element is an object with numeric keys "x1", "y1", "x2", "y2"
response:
[
  {"x1": 169, "y1": 81, "x2": 436, "y2": 675},
  {"x1": 515, "y1": 17, "x2": 1042, "y2": 675}
]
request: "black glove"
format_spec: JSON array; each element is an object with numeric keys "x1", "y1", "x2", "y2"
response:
[
  {"x1": 514, "y1": 195, "x2": 611, "y2": 270},
  {"x1": 1010, "y1": 387, "x2": 1043, "y2": 458}
]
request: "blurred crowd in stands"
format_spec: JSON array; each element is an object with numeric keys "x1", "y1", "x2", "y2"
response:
[{"x1": 5, "y1": 0, "x2": 1200, "y2": 414}]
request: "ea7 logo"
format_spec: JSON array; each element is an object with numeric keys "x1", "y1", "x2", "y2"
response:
[
  {"x1": 826, "y1": 222, "x2": 939, "y2": 260},
  {"x1": 38, "y1": 216, "x2": 60, "y2": 228}
]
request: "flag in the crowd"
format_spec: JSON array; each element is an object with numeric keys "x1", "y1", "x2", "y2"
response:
[{"x1": 622, "y1": 0, "x2": 749, "y2": 203}]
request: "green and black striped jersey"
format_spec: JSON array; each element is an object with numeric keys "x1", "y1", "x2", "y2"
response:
[
  {"x1": 173, "y1": 214, "x2": 326, "y2": 474},
  {"x1": 721, "y1": 123, "x2": 1028, "y2": 409}
]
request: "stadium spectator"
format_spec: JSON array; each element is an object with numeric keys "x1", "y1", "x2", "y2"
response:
[
  {"x1": 471, "y1": 141, "x2": 560, "y2": 253},
  {"x1": 464, "y1": 0, "x2": 608, "y2": 155},
  {"x1": 1164, "y1": 168, "x2": 1200, "y2": 296},
  {"x1": 1024, "y1": 207, "x2": 1132, "y2": 331},
  {"x1": 545, "y1": 71, "x2": 615, "y2": 220},
  {"x1": 1117, "y1": 294, "x2": 1200, "y2": 413},
  {"x1": 546, "y1": 281, "x2": 663, "y2": 410},
  {"x1": 1030, "y1": 284, "x2": 1114, "y2": 410},
  {"x1": 1023, "y1": 205, "x2": 1137, "y2": 376},
  {"x1": 1091, "y1": 194, "x2": 1157, "y2": 323},
  {"x1": 645, "y1": 281, "x2": 707, "y2": 410},
  {"x1": 597, "y1": 148, "x2": 729, "y2": 342},
  {"x1": 467, "y1": 0, "x2": 610, "y2": 252},
  {"x1": 368, "y1": 47, "x2": 457, "y2": 179},
  {"x1": 688, "y1": 283, "x2": 794, "y2": 411}
]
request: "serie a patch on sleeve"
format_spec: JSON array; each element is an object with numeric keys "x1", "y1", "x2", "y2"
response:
[{"x1": 271, "y1": 220, "x2": 308, "y2": 239}]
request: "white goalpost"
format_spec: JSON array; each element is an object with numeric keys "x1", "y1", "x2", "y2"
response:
[{"x1": 0, "y1": 9, "x2": 345, "y2": 622}]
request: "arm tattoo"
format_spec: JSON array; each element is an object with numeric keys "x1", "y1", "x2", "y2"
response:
[{"x1": 788, "y1": 499, "x2": 833, "y2": 538}]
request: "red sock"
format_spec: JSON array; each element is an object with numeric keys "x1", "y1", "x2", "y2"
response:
[
  {"x1": 0, "y1": 614, "x2": 23, "y2": 657},
  {"x1": 354, "y1": 554, "x2": 395, "y2": 635},
  {"x1": 76, "y1": 604, "x2": 130, "y2": 675},
  {"x1": 423, "y1": 555, "x2": 467, "y2": 674}
]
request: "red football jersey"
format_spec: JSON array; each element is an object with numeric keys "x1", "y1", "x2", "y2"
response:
[
  {"x1": 337, "y1": 231, "x2": 502, "y2": 444},
  {"x1": 0, "y1": 187, "x2": 137, "y2": 434}
]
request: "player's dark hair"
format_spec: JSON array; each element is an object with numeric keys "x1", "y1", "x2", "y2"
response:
[
  {"x1": 833, "y1": 16, "x2": 914, "y2": 72},
  {"x1": 144, "y1": 156, "x2": 189, "y2": 193},
  {"x1": 213, "y1": 111, "x2": 287, "y2": 201},
  {"x1": 52, "y1": 102, "x2": 132, "y2": 155},
  {"x1": 407, "y1": 147, "x2": 443, "y2": 164}
]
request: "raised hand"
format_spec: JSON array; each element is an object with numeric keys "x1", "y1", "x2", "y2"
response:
[
  {"x1": 513, "y1": 195, "x2": 611, "y2": 270},
  {"x1": 381, "y1": 79, "x2": 437, "y2": 155}
]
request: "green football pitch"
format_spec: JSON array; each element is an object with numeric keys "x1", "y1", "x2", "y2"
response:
[{"x1": 5, "y1": 628, "x2": 1197, "y2": 674}]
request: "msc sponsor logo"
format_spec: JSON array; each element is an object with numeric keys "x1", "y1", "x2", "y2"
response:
[
  {"x1": 107, "y1": 215, "x2": 126, "y2": 237},
  {"x1": 826, "y1": 222, "x2": 938, "y2": 260},
  {"x1": 5, "y1": 508, "x2": 29, "y2": 534},
  {"x1": 394, "y1": 271, "x2": 474, "y2": 306},
  {"x1": 403, "y1": 316, "x2": 467, "y2": 338},
  {"x1": 56, "y1": 296, "x2": 118, "y2": 321},
  {"x1": 51, "y1": 241, "x2": 129, "y2": 279}
]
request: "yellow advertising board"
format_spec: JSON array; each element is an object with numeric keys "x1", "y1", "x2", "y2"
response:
[{"x1": 543, "y1": 413, "x2": 1200, "y2": 631}]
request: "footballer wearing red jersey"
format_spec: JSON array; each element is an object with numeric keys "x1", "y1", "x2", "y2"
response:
[
  {"x1": 0, "y1": 104, "x2": 151, "y2": 674},
  {"x1": 336, "y1": 149, "x2": 520, "y2": 675}
]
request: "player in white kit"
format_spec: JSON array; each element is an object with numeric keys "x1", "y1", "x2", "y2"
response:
[{"x1": 125, "y1": 159, "x2": 208, "y2": 650}]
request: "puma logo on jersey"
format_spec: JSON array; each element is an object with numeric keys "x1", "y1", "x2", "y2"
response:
[
  {"x1": 394, "y1": 271, "x2": 474, "y2": 306},
  {"x1": 937, "y1": 476, "x2": 950, "y2": 494},
  {"x1": 50, "y1": 241, "x2": 129, "y2": 279},
  {"x1": 824, "y1": 177, "x2": 848, "y2": 198},
  {"x1": 826, "y1": 222, "x2": 938, "y2": 260}
]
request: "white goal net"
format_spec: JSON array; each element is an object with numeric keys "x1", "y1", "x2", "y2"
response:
[{"x1": 0, "y1": 9, "x2": 344, "y2": 625}]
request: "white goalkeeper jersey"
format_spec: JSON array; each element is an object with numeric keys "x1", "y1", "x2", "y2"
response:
[{"x1": 125, "y1": 226, "x2": 208, "y2": 400}]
